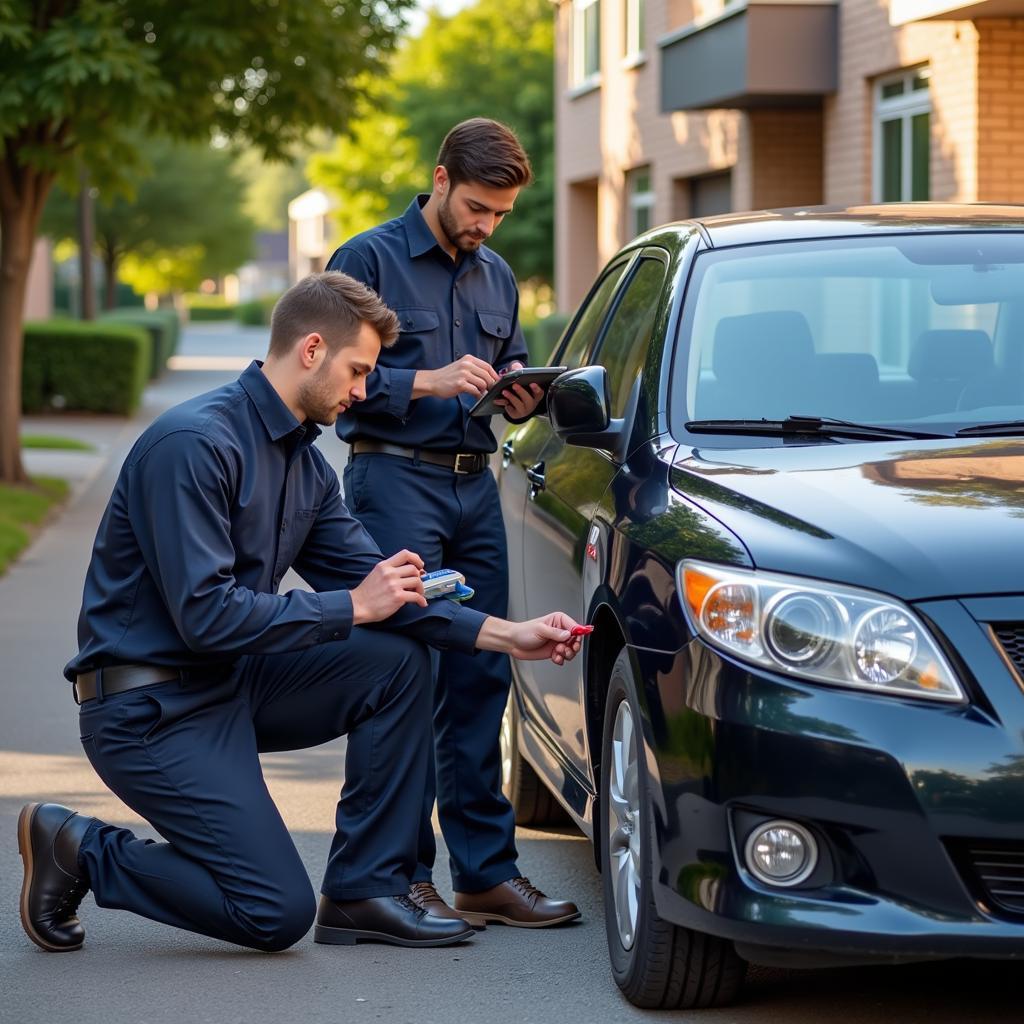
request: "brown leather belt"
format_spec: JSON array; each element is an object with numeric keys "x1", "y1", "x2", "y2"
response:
[
  {"x1": 74, "y1": 665, "x2": 181, "y2": 705},
  {"x1": 350, "y1": 440, "x2": 488, "y2": 475}
]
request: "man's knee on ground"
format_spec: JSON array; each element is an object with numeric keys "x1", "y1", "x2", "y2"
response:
[{"x1": 236, "y1": 885, "x2": 317, "y2": 953}]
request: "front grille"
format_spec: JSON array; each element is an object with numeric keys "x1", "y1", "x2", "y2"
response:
[
  {"x1": 992, "y1": 624, "x2": 1024, "y2": 678},
  {"x1": 963, "y1": 842, "x2": 1024, "y2": 915}
]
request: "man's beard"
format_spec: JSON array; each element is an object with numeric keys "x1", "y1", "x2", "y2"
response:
[
  {"x1": 297, "y1": 360, "x2": 341, "y2": 426},
  {"x1": 439, "y1": 195, "x2": 484, "y2": 253}
]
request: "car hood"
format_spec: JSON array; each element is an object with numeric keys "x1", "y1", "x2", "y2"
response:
[{"x1": 670, "y1": 437, "x2": 1024, "y2": 600}]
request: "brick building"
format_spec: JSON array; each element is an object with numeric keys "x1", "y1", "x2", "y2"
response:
[{"x1": 555, "y1": 0, "x2": 1024, "y2": 308}]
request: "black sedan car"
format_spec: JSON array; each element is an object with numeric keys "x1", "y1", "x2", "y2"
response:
[{"x1": 497, "y1": 205, "x2": 1024, "y2": 1009}]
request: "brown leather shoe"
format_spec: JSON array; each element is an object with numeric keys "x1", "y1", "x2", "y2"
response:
[
  {"x1": 454, "y1": 876, "x2": 581, "y2": 928},
  {"x1": 409, "y1": 882, "x2": 485, "y2": 929}
]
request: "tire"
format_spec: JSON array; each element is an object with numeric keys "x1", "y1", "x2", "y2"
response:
[
  {"x1": 500, "y1": 687, "x2": 570, "y2": 826},
  {"x1": 600, "y1": 650, "x2": 746, "y2": 1009}
]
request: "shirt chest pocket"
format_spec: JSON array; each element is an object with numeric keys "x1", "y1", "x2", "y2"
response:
[
  {"x1": 392, "y1": 307, "x2": 441, "y2": 369},
  {"x1": 476, "y1": 309, "x2": 513, "y2": 362},
  {"x1": 275, "y1": 507, "x2": 319, "y2": 572}
]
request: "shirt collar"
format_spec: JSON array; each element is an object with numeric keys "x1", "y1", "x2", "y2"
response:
[
  {"x1": 403, "y1": 193, "x2": 493, "y2": 264},
  {"x1": 403, "y1": 195, "x2": 438, "y2": 259},
  {"x1": 239, "y1": 360, "x2": 318, "y2": 443}
]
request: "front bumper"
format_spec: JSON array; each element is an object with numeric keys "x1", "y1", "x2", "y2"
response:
[{"x1": 634, "y1": 602, "x2": 1024, "y2": 961}]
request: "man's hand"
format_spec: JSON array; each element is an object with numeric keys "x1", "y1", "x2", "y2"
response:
[
  {"x1": 350, "y1": 550, "x2": 427, "y2": 625},
  {"x1": 413, "y1": 355, "x2": 500, "y2": 400},
  {"x1": 493, "y1": 361, "x2": 545, "y2": 420},
  {"x1": 477, "y1": 612, "x2": 583, "y2": 666}
]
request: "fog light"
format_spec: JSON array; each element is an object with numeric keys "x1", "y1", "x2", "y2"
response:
[{"x1": 743, "y1": 820, "x2": 817, "y2": 887}]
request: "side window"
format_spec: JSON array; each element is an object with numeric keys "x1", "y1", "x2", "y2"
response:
[
  {"x1": 594, "y1": 257, "x2": 667, "y2": 416},
  {"x1": 554, "y1": 260, "x2": 631, "y2": 369}
]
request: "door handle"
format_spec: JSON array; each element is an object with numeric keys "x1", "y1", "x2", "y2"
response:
[
  {"x1": 501, "y1": 438, "x2": 514, "y2": 469},
  {"x1": 526, "y1": 461, "x2": 545, "y2": 498}
]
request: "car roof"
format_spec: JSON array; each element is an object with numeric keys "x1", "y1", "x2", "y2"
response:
[{"x1": 664, "y1": 203, "x2": 1024, "y2": 249}]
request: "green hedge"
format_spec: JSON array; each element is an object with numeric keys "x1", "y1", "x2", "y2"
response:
[
  {"x1": 101, "y1": 309, "x2": 181, "y2": 378},
  {"x1": 188, "y1": 304, "x2": 237, "y2": 322},
  {"x1": 235, "y1": 295, "x2": 279, "y2": 326},
  {"x1": 22, "y1": 319, "x2": 151, "y2": 415},
  {"x1": 184, "y1": 294, "x2": 236, "y2": 322},
  {"x1": 523, "y1": 312, "x2": 571, "y2": 366}
]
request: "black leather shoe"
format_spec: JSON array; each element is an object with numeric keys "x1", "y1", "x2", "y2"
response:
[
  {"x1": 18, "y1": 803, "x2": 95, "y2": 952},
  {"x1": 314, "y1": 894, "x2": 474, "y2": 947}
]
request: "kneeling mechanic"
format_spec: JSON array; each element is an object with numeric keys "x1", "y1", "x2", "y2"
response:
[{"x1": 18, "y1": 272, "x2": 582, "y2": 954}]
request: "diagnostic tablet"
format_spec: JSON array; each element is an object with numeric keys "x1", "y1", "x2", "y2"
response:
[{"x1": 469, "y1": 366, "x2": 568, "y2": 418}]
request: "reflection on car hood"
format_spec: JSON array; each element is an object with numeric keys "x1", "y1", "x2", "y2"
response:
[{"x1": 670, "y1": 437, "x2": 1024, "y2": 600}]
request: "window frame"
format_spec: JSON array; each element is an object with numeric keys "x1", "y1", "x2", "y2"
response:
[
  {"x1": 872, "y1": 67, "x2": 932, "y2": 204},
  {"x1": 551, "y1": 252, "x2": 637, "y2": 370},
  {"x1": 627, "y1": 166, "x2": 656, "y2": 240},
  {"x1": 623, "y1": 0, "x2": 646, "y2": 67},
  {"x1": 592, "y1": 250, "x2": 670, "y2": 421},
  {"x1": 571, "y1": 0, "x2": 602, "y2": 93}
]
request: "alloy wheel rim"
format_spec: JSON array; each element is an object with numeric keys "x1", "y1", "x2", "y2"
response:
[
  {"x1": 500, "y1": 691, "x2": 514, "y2": 792},
  {"x1": 607, "y1": 697, "x2": 641, "y2": 950}
]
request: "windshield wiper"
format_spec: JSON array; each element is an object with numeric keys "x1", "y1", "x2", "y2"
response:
[
  {"x1": 955, "y1": 420, "x2": 1024, "y2": 437},
  {"x1": 685, "y1": 415, "x2": 950, "y2": 441}
]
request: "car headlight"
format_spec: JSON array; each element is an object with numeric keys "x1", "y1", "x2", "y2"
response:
[{"x1": 677, "y1": 561, "x2": 964, "y2": 702}]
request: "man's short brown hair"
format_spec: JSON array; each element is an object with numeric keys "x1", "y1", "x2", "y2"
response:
[
  {"x1": 437, "y1": 118, "x2": 533, "y2": 190},
  {"x1": 268, "y1": 272, "x2": 399, "y2": 358}
]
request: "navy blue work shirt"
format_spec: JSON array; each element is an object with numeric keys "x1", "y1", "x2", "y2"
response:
[
  {"x1": 326, "y1": 194, "x2": 528, "y2": 453},
  {"x1": 65, "y1": 361, "x2": 486, "y2": 681}
]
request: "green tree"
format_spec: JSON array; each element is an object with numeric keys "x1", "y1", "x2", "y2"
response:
[
  {"x1": 43, "y1": 137, "x2": 255, "y2": 307},
  {"x1": 308, "y1": 77, "x2": 423, "y2": 244},
  {"x1": 0, "y1": 0, "x2": 412, "y2": 484},
  {"x1": 309, "y1": 0, "x2": 554, "y2": 283},
  {"x1": 235, "y1": 142, "x2": 317, "y2": 233}
]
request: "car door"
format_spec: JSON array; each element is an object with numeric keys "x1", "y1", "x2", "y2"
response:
[
  {"x1": 499, "y1": 256, "x2": 635, "y2": 623},
  {"x1": 519, "y1": 251, "x2": 670, "y2": 782}
]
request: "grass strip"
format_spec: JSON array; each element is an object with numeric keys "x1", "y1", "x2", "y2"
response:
[
  {"x1": 0, "y1": 475, "x2": 69, "y2": 575},
  {"x1": 20, "y1": 434, "x2": 95, "y2": 451}
]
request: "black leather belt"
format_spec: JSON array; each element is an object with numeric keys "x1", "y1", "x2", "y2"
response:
[
  {"x1": 351, "y1": 440, "x2": 488, "y2": 475},
  {"x1": 74, "y1": 665, "x2": 181, "y2": 705}
]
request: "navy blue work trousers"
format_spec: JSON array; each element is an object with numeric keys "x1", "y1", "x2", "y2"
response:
[
  {"x1": 76, "y1": 628, "x2": 431, "y2": 951},
  {"x1": 343, "y1": 453, "x2": 519, "y2": 893}
]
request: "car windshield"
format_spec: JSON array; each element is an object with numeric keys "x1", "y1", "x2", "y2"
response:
[{"x1": 676, "y1": 231, "x2": 1024, "y2": 439}]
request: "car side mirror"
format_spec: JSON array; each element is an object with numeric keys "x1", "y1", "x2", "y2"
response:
[{"x1": 548, "y1": 366, "x2": 626, "y2": 451}]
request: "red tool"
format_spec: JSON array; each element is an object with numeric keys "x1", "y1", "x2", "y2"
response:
[{"x1": 570, "y1": 624, "x2": 594, "y2": 637}]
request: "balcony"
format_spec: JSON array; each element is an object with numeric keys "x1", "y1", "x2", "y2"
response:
[
  {"x1": 659, "y1": 1, "x2": 838, "y2": 112},
  {"x1": 890, "y1": 0, "x2": 1024, "y2": 23}
]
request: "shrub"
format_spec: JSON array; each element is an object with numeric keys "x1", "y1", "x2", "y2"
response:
[
  {"x1": 188, "y1": 304, "x2": 237, "y2": 322},
  {"x1": 524, "y1": 312, "x2": 571, "y2": 365},
  {"x1": 235, "y1": 299, "x2": 268, "y2": 326},
  {"x1": 22, "y1": 319, "x2": 150, "y2": 415},
  {"x1": 184, "y1": 294, "x2": 236, "y2": 322},
  {"x1": 101, "y1": 309, "x2": 181, "y2": 378}
]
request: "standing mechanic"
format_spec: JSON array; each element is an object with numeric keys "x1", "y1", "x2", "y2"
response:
[
  {"x1": 326, "y1": 118, "x2": 578, "y2": 927},
  {"x1": 18, "y1": 272, "x2": 581, "y2": 955}
]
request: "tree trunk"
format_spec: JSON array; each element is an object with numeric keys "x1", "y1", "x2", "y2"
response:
[
  {"x1": 0, "y1": 165, "x2": 55, "y2": 484},
  {"x1": 78, "y1": 165, "x2": 96, "y2": 320},
  {"x1": 102, "y1": 245, "x2": 119, "y2": 311}
]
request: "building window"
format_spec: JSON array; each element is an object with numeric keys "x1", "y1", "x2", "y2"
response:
[
  {"x1": 624, "y1": 0, "x2": 645, "y2": 63},
  {"x1": 572, "y1": 0, "x2": 601, "y2": 89},
  {"x1": 873, "y1": 68, "x2": 931, "y2": 203},
  {"x1": 628, "y1": 167, "x2": 655, "y2": 238}
]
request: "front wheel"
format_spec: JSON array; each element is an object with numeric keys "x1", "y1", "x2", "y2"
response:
[{"x1": 600, "y1": 650, "x2": 746, "y2": 1009}]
